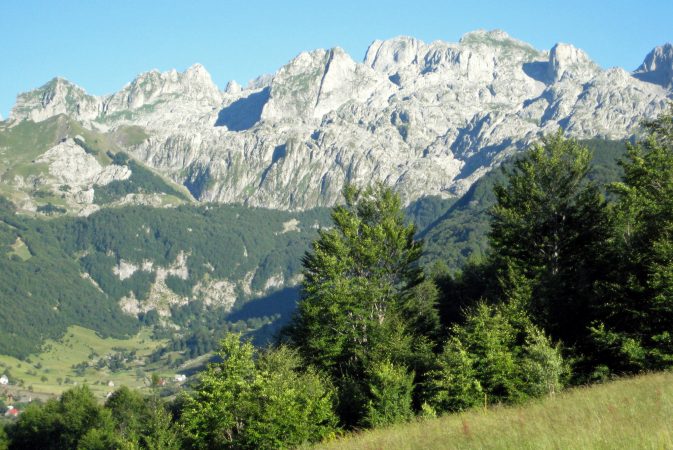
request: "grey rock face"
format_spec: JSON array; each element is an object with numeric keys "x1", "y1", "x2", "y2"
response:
[
  {"x1": 547, "y1": 43, "x2": 600, "y2": 82},
  {"x1": 8, "y1": 31, "x2": 673, "y2": 210},
  {"x1": 104, "y1": 63, "x2": 222, "y2": 113},
  {"x1": 12, "y1": 78, "x2": 103, "y2": 122},
  {"x1": 634, "y1": 43, "x2": 673, "y2": 88}
]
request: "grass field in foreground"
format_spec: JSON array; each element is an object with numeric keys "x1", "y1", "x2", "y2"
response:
[{"x1": 312, "y1": 371, "x2": 673, "y2": 450}]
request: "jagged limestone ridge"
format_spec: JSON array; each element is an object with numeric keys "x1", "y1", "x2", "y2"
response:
[{"x1": 7, "y1": 30, "x2": 673, "y2": 211}]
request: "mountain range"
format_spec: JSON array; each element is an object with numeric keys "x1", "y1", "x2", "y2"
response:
[
  {"x1": 0, "y1": 30, "x2": 671, "y2": 365},
  {"x1": 3, "y1": 30, "x2": 671, "y2": 215}
]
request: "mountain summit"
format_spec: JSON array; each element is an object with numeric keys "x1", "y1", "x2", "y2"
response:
[
  {"x1": 634, "y1": 43, "x2": 673, "y2": 88},
  {"x1": 5, "y1": 31, "x2": 673, "y2": 211}
]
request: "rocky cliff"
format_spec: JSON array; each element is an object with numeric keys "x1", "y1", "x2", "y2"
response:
[{"x1": 6, "y1": 30, "x2": 673, "y2": 210}]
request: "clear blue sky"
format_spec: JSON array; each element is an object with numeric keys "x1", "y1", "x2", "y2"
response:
[{"x1": 1, "y1": 0, "x2": 671, "y2": 118}]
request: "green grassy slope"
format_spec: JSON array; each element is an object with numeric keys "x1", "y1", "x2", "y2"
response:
[
  {"x1": 313, "y1": 371, "x2": 673, "y2": 450},
  {"x1": 0, "y1": 326, "x2": 163, "y2": 399},
  {"x1": 93, "y1": 152, "x2": 192, "y2": 204},
  {"x1": 0, "y1": 116, "x2": 65, "y2": 205}
]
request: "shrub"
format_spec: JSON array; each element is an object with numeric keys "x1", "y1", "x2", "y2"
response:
[
  {"x1": 363, "y1": 360, "x2": 415, "y2": 428},
  {"x1": 181, "y1": 334, "x2": 338, "y2": 449},
  {"x1": 428, "y1": 303, "x2": 565, "y2": 413},
  {"x1": 426, "y1": 337, "x2": 483, "y2": 412}
]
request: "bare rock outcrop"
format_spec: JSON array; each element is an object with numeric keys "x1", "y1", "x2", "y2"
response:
[{"x1": 8, "y1": 31, "x2": 673, "y2": 210}]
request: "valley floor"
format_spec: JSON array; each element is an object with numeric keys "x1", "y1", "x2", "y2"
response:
[
  {"x1": 0, "y1": 326, "x2": 169, "y2": 399},
  {"x1": 311, "y1": 371, "x2": 673, "y2": 450}
]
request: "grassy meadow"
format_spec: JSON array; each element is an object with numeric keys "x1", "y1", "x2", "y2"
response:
[
  {"x1": 0, "y1": 325, "x2": 170, "y2": 399},
  {"x1": 312, "y1": 371, "x2": 673, "y2": 450}
]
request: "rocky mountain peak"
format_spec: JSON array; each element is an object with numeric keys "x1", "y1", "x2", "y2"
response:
[
  {"x1": 364, "y1": 36, "x2": 427, "y2": 73},
  {"x1": 10, "y1": 65, "x2": 223, "y2": 125},
  {"x1": 4, "y1": 31, "x2": 671, "y2": 212},
  {"x1": 547, "y1": 43, "x2": 600, "y2": 82},
  {"x1": 459, "y1": 29, "x2": 542, "y2": 57},
  {"x1": 225, "y1": 80, "x2": 242, "y2": 95},
  {"x1": 184, "y1": 63, "x2": 209, "y2": 78},
  {"x1": 260, "y1": 47, "x2": 390, "y2": 122},
  {"x1": 634, "y1": 43, "x2": 673, "y2": 88},
  {"x1": 460, "y1": 29, "x2": 513, "y2": 45},
  {"x1": 247, "y1": 73, "x2": 275, "y2": 90},
  {"x1": 183, "y1": 63, "x2": 221, "y2": 95},
  {"x1": 105, "y1": 65, "x2": 222, "y2": 113},
  {"x1": 10, "y1": 77, "x2": 101, "y2": 122},
  {"x1": 365, "y1": 31, "x2": 547, "y2": 87}
]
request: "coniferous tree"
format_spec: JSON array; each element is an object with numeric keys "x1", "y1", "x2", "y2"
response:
[
  {"x1": 362, "y1": 360, "x2": 415, "y2": 428},
  {"x1": 426, "y1": 302, "x2": 565, "y2": 414}
]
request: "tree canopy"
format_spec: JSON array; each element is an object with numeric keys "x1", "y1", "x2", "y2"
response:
[
  {"x1": 489, "y1": 132, "x2": 610, "y2": 348},
  {"x1": 592, "y1": 106, "x2": 673, "y2": 372},
  {"x1": 286, "y1": 183, "x2": 436, "y2": 426}
]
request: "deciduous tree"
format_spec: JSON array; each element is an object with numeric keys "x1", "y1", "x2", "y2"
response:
[
  {"x1": 593, "y1": 106, "x2": 673, "y2": 372},
  {"x1": 285, "y1": 184, "x2": 435, "y2": 426},
  {"x1": 489, "y1": 132, "x2": 610, "y2": 349}
]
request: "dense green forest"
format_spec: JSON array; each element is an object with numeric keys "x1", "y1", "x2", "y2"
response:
[
  {"x1": 0, "y1": 191, "x2": 460, "y2": 361},
  {"x1": 0, "y1": 130, "x2": 627, "y2": 360},
  {"x1": 0, "y1": 200, "x2": 332, "y2": 357},
  {"x1": 0, "y1": 179, "x2": 461, "y2": 360},
  {"x1": 0, "y1": 198, "x2": 139, "y2": 358}
]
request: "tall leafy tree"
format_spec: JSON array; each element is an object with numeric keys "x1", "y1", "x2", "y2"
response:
[
  {"x1": 593, "y1": 106, "x2": 673, "y2": 372},
  {"x1": 488, "y1": 132, "x2": 610, "y2": 349},
  {"x1": 285, "y1": 183, "x2": 435, "y2": 426},
  {"x1": 105, "y1": 386, "x2": 181, "y2": 450}
]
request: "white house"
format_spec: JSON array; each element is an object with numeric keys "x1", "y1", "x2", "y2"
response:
[
  {"x1": 0, "y1": 375, "x2": 8, "y2": 385},
  {"x1": 174, "y1": 374, "x2": 187, "y2": 383}
]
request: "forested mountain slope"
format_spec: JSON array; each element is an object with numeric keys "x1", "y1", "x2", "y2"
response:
[
  {"x1": 420, "y1": 138, "x2": 628, "y2": 269},
  {"x1": 0, "y1": 137, "x2": 632, "y2": 357},
  {"x1": 0, "y1": 199, "x2": 331, "y2": 357}
]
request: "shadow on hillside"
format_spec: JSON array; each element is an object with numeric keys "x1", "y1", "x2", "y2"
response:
[
  {"x1": 227, "y1": 286, "x2": 300, "y2": 322},
  {"x1": 179, "y1": 287, "x2": 301, "y2": 373},
  {"x1": 215, "y1": 87, "x2": 270, "y2": 131},
  {"x1": 258, "y1": 144, "x2": 287, "y2": 186},
  {"x1": 522, "y1": 61, "x2": 550, "y2": 83},
  {"x1": 452, "y1": 139, "x2": 513, "y2": 182},
  {"x1": 226, "y1": 286, "x2": 300, "y2": 346},
  {"x1": 633, "y1": 71, "x2": 670, "y2": 88}
]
